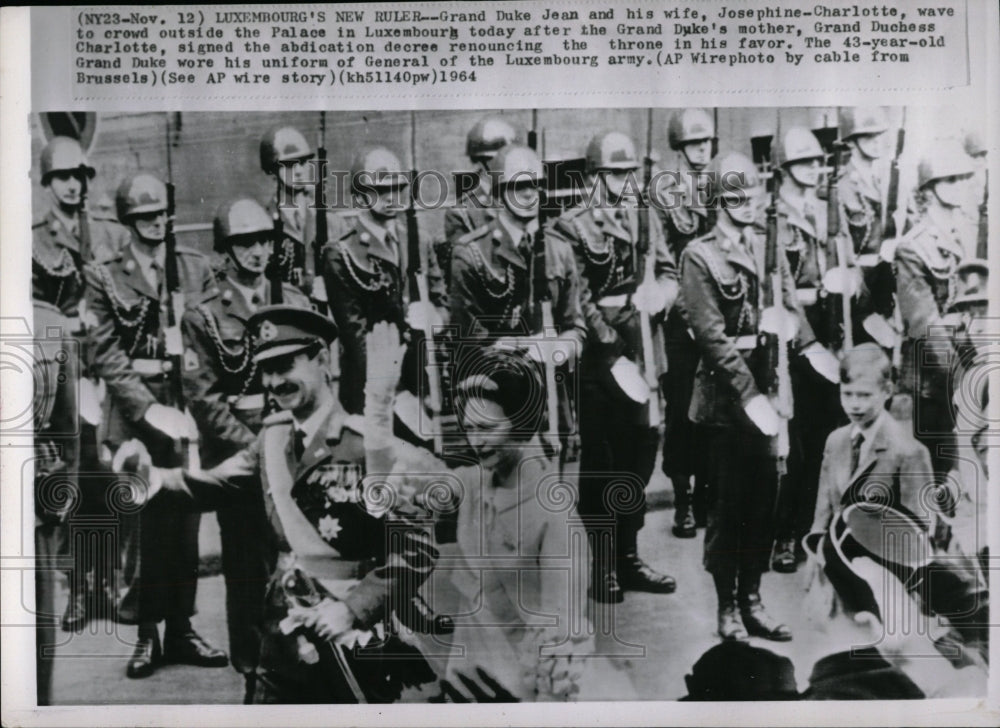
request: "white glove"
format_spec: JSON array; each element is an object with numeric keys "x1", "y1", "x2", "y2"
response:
[
  {"x1": 310, "y1": 275, "x2": 327, "y2": 303},
  {"x1": 296, "y1": 598, "x2": 354, "y2": 641},
  {"x1": 743, "y1": 394, "x2": 780, "y2": 436},
  {"x1": 405, "y1": 301, "x2": 443, "y2": 332},
  {"x1": 801, "y1": 342, "x2": 841, "y2": 384},
  {"x1": 79, "y1": 377, "x2": 105, "y2": 426},
  {"x1": 632, "y1": 280, "x2": 668, "y2": 314},
  {"x1": 526, "y1": 334, "x2": 579, "y2": 372},
  {"x1": 610, "y1": 356, "x2": 650, "y2": 403},
  {"x1": 143, "y1": 403, "x2": 198, "y2": 442}
]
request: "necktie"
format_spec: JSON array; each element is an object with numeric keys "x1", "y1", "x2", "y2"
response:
[
  {"x1": 293, "y1": 428, "x2": 306, "y2": 462},
  {"x1": 850, "y1": 431, "x2": 864, "y2": 474},
  {"x1": 149, "y1": 260, "x2": 163, "y2": 298},
  {"x1": 803, "y1": 200, "x2": 817, "y2": 231}
]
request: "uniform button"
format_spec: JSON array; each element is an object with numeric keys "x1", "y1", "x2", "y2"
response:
[{"x1": 161, "y1": 360, "x2": 173, "y2": 373}]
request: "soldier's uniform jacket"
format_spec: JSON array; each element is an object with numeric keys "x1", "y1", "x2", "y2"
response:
[
  {"x1": 837, "y1": 161, "x2": 885, "y2": 261},
  {"x1": 265, "y1": 192, "x2": 340, "y2": 298},
  {"x1": 32, "y1": 206, "x2": 130, "y2": 319},
  {"x1": 441, "y1": 183, "x2": 497, "y2": 290},
  {"x1": 651, "y1": 157, "x2": 714, "y2": 258},
  {"x1": 187, "y1": 405, "x2": 437, "y2": 682},
  {"x1": 894, "y1": 215, "x2": 965, "y2": 399},
  {"x1": 450, "y1": 214, "x2": 587, "y2": 347},
  {"x1": 84, "y1": 237, "x2": 217, "y2": 451},
  {"x1": 546, "y1": 204, "x2": 676, "y2": 372},
  {"x1": 32, "y1": 300, "x2": 80, "y2": 523},
  {"x1": 181, "y1": 276, "x2": 310, "y2": 467},
  {"x1": 680, "y1": 225, "x2": 815, "y2": 427},
  {"x1": 322, "y1": 211, "x2": 447, "y2": 415}
]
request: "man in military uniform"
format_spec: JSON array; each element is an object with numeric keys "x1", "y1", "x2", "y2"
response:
[
  {"x1": 836, "y1": 107, "x2": 896, "y2": 341},
  {"x1": 681, "y1": 152, "x2": 824, "y2": 642},
  {"x1": 160, "y1": 307, "x2": 438, "y2": 703},
  {"x1": 180, "y1": 197, "x2": 311, "y2": 699},
  {"x1": 85, "y1": 171, "x2": 227, "y2": 678},
  {"x1": 260, "y1": 126, "x2": 322, "y2": 302},
  {"x1": 546, "y1": 131, "x2": 678, "y2": 603},
  {"x1": 33, "y1": 136, "x2": 131, "y2": 632},
  {"x1": 894, "y1": 141, "x2": 974, "y2": 484},
  {"x1": 321, "y1": 146, "x2": 447, "y2": 417},
  {"x1": 653, "y1": 108, "x2": 718, "y2": 538},
  {"x1": 439, "y1": 116, "x2": 525, "y2": 282},
  {"x1": 32, "y1": 299, "x2": 80, "y2": 704},
  {"x1": 770, "y1": 127, "x2": 845, "y2": 573}
]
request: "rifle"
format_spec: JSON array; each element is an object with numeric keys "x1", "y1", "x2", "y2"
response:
[
  {"x1": 527, "y1": 111, "x2": 562, "y2": 456},
  {"x1": 883, "y1": 109, "x2": 906, "y2": 241},
  {"x1": 760, "y1": 115, "x2": 792, "y2": 474},
  {"x1": 269, "y1": 172, "x2": 285, "y2": 304},
  {"x1": 637, "y1": 108, "x2": 661, "y2": 428},
  {"x1": 163, "y1": 114, "x2": 196, "y2": 468},
  {"x1": 406, "y1": 112, "x2": 444, "y2": 456},
  {"x1": 976, "y1": 167, "x2": 988, "y2": 260},
  {"x1": 313, "y1": 111, "x2": 329, "y2": 308}
]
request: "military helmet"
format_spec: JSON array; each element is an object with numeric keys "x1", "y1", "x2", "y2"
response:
[
  {"x1": 259, "y1": 126, "x2": 314, "y2": 174},
  {"x1": 466, "y1": 116, "x2": 523, "y2": 161},
  {"x1": 706, "y1": 151, "x2": 761, "y2": 202},
  {"x1": 776, "y1": 126, "x2": 824, "y2": 167},
  {"x1": 115, "y1": 172, "x2": 167, "y2": 222},
  {"x1": 350, "y1": 146, "x2": 408, "y2": 193},
  {"x1": 213, "y1": 198, "x2": 273, "y2": 252},
  {"x1": 40, "y1": 136, "x2": 96, "y2": 185},
  {"x1": 667, "y1": 108, "x2": 716, "y2": 150},
  {"x1": 839, "y1": 107, "x2": 889, "y2": 141},
  {"x1": 917, "y1": 140, "x2": 975, "y2": 190},
  {"x1": 586, "y1": 131, "x2": 640, "y2": 173},
  {"x1": 487, "y1": 144, "x2": 544, "y2": 187}
]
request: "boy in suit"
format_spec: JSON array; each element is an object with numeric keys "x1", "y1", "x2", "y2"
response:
[{"x1": 810, "y1": 344, "x2": 935, "y2": 536}]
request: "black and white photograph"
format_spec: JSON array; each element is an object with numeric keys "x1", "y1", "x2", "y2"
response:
[{"x1": 1, "y1": 2, "x2": 997, "y2": 727}]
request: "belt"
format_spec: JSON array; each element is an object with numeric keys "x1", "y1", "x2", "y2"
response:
[
  {"x1": 597, "y1": 294, "x2": 629, "y2": 307},
  {"x1": 230, "y1": 393, "x2": 265, "y2": 411},
  {"x1": 131, "y1": 358, "x2": 172, "y2": 376},
  {"x1": 796, "y1": 287, "x2": 818, "y2": 306}
]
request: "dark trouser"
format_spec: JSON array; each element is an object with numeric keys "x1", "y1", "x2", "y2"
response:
[
  {"x1": 703, "y1": 425, "x2": 779, "y2": 592},
  {"x1": 35, "y1": 521, "x2": 62, "y2": 705},
  {"x1": 774, "y1": 356, "x2": 844, "y2": 542},
  {"x1": 661, "y1": 315, "x2": 707, "y2": 502},
  {"x1": 913, "y1": 394, "x2": 957, "y2": 485},
  {"x1": 217, "y1": 493, "x2": 272, "y2": 675},
  {"x1": 577, "y1": 374, "x2": 658, "y2": 565},
  {"x1": 117, "y1": 492, "x2": 201, "y2": 626}
]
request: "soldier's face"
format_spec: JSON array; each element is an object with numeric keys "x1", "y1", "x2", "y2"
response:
[
  {"x1": 46, "y1": 171, "x2": 83, "y2": 208},
  {"x1": 852, "y1": 133, "x2": 884, "y2": 160},
  {"x1": 932, "y1": 175, "x2": 970, "y2": 209},
  {"x1": 721, "y1": 189, "x2": 759, "y2": 226},
  {"x1": 131, "y1": 210, "x2": 168, "y2": 243},
  {"x1": 787, "y1": 158, "x2": 822, "y2": 188},
  {"x1": 840, "y1": 375, "x2": 890, "y2": 429},
  {"x1": 369, "y1": 185, "x2": 406, "y2": 220},
  {"x1": 261, "y1": 350, "x2": 326, "y2": 417},
  {"x1": 281, "y1": 158, "x2": 314, "y2": 189},
  {"x1": 460, "y1": 396, "x2": 516, "y2": 470},
  {"x1": 229, "y1": 236, "x2": 269, "y2": 275},
  {"x1": 681, "y1": 139, "x2": 713, "y2": 170},
  {"x1": 600, "y1": 169, "x2": 640, "y2": 204},
  {"x1": 501, "y1": 181, "x2": 540, "y2": 221}
]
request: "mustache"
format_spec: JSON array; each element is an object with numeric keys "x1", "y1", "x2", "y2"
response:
[{"x1": 267, "y1": 381, "x2": 298, "y2": 396}]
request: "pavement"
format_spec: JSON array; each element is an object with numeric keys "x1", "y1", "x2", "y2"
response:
[{"x1": 47, "y1": 471, "x2": 821, "y2": 704}]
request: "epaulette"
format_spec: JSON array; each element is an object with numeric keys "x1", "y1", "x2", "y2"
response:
[
  {"x1": 32, "y1": 218, "x2": 47, "y2": 229},
  {"x1": 454, "y1": 222, "x2": 492, "y2": 247},
  {"x1": 559, "y1": 206, "x2": 587, "y2": 221},
  {"x1": 337, "y1": 225, "x2": 359, "y2": 242},
  {"x1": 175, "y1": 244, "x2": 206, "y2": 258},
  {"x1": 263, "y1": 410, "x2": 293, "y2": 427}
]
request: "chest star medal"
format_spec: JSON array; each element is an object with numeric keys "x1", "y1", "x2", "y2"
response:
[{"x1": 318, "y1": 515, "x2": 342, "y2": 541}]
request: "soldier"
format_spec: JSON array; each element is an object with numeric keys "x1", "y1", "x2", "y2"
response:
[
  {"x1": 681, "y1": 152, "x2": 825, "y2": 642},
  {"x1": 158, "y1": 306, "x2": 438, "y2": 703},
  {"x1": 770, "y1": 127, "x2": 845, "y2": 573},
  {"x1": 33, "y1": 136, "x2": 130, "y2": 632},
  {"x1": 85, "y1": 171, "x2": 227, "y2": 678},
  {"x1": 260, "y1": 126, "x2": 320, "y2": 301},
  {"x1": 321, "y1": 146, "x2": 447, "y2": 417},
  {"x1": 546, "y1": 131, "x2": 678, "y2": 603},
  {"x1": 180, "y1": 198, "x2": 310, "y2": 700},
  {"x1": 961, "y1": 130, "x2": 987, "y2": 260},
  {"x1": 32, "y1": 300, "x2": 80, "y2": 705},
  {"x1": 654, "y1": 108, "x2": 718, "y2": 538},
  {"x1": 439, "y1": 116, "x2": 525, "y2": 280},
  {"x1": 836, "y1": 107, "x2": 896, "y2": 339},
  {"x1": 894, "y1": 141, "x2": 974, "y2": 484}
]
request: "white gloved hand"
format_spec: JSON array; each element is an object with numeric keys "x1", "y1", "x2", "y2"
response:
[
  {"x1": 405, "y1": 301, "x2": 443, "y2": 332},
  {"x1": 632, "y1": 280, "x2": 668, "y2": 314},
  {"x1": 610, "y1": 356, "x2": 650, "y2": 404},
  {"x1": 743, "y1": 394, "x2": 780, "y2": 436},
  {"x1": 801, "y1": 342, "x2": 841, "y2": 384},
  {"x1": 79, "y1": 377, "x2": 105, "y2": 426},
  {"x1": 143, "y1": 403, "x2": 198, "y2": 441}
]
